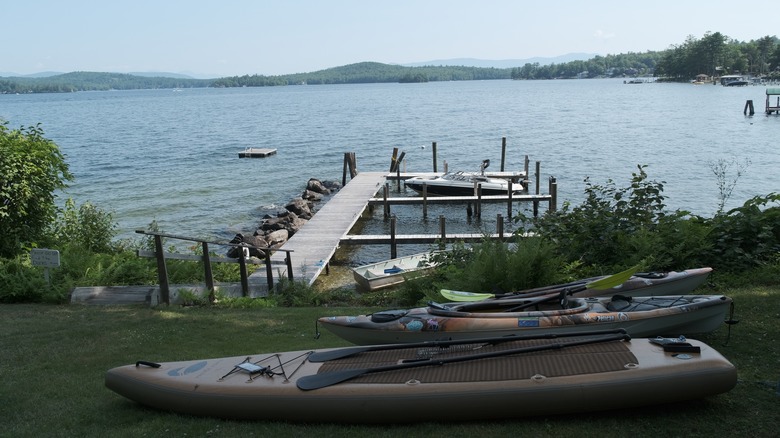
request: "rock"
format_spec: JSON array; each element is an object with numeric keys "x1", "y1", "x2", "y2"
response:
[
  {"x1": 306, "y1": 178, "x2": 331, "y2": 195},
  {"x1": 226, "y1": 233, "x2": 268, "y2": 258},
  {"x1": 265, "y1": 229, "x2": 289, "y2": 247},
  {"x1": 322, "y1": 180, "x2": 342, "y2": 191},
  {"x1": 285, "y1": 197, "x2": 313, "y2": 219},
  {"x1": 302, "y1": 189, "x2": 324, "y2": 201}
]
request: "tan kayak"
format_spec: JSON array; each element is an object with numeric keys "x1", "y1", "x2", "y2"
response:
[{"x1": 105, "y1": 331, "x2": 736, "y2": 423}]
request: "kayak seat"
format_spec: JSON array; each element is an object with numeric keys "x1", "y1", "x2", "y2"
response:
[
  {"x1": 370, "y1": 309, "x2": 409, "y2": 323},
  {"x1": 607, "y1": 298, "x2": 632, "y2": 312}
]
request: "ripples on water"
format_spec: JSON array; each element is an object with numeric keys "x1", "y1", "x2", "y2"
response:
[{"x1": 2, "y1": 80, "x2": 777, "y2": 263}]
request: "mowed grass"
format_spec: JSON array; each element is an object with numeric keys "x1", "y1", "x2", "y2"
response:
[{"x1": 1, "y1": 286, "x2": 778, "y2": 438}]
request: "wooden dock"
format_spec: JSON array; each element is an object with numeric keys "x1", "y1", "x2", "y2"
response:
[
  {"x1": 239, "y1": 148, "x2": 277, "y2": 158},
  {"x1": 256, "y1": 172, "x2": 387, "y2": 286}
]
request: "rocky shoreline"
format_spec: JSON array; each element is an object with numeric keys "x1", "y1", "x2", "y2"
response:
[{"x1": 226, "y1": 178, "x2": 342, "y2": 258}]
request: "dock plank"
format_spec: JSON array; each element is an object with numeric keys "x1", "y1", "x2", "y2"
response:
[{"x1": 258, "y1": 172, "x2": 387, "y2": 286}]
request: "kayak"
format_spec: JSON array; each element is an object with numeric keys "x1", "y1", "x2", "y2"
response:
[
  {"x1": 105, "y1": 331, "x2": 736, "y2": 423},
  {"x1": 441, "y1": 267, "x2": 713, "y2": 302},
  {"x1": 317, "y1": 294, "x2": 732, "y2": 345}
]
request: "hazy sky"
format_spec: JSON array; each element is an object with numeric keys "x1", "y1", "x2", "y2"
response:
[{"x1": 4, "y1": 0, "x2": 774, "y2": 78}]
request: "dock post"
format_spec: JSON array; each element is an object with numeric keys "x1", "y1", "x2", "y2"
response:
[
  {"x1": 389, "y1": 147, "x2": 399, "y2": 171},
  {"x1": 439, "y1": 215, "x2": 446, "y2": 247},
  {"x1": 524, "y1": 155, "x2": 530, "y2": 177},
  {"x1": 432, "y1": 141, "x2": 438, "y2": 172},
  {"x1": 383, "y1": 184, "x2": 390, "y2": 218},
  {"x1": 500, "y1": 137, "x2": 507, "y2": 171},
  {"x1": 285, "y1": 251, "x2": 293, "y2": 281},
  {"x1": 238, "y1": 251, "x2": 249, "y2": 296},
  {"x1": 342, "y1": 153, "x2": 349, "y2": 186},
  {"x1": 396, "y1": 163, "x2": 401, "y2": 192},
  {"x1": 390, "y1": 216, "x2": 397, "y2": 259},
  {"x1": 534, "y1": 161, "x2": 541, "y2": 217},
  {"x1": 549, "y1": 176, "x2": 558, "y2": 212},
  {"x1": 476, "y1": 184, "x2": 483, "y2": 218},
  {"x1": 507, "y1": 180, "x2": 513, "y2": 218},
  {"x1": 153, "y1": 234, "x2": 170, "y2": 305},
  {"x1": 497, "y1": 214, "x2": 504, "y2": 239},
  {"x1": 201, "y1": 242, "x2": 215, "y2": 303},
  {"x1": 422, "y1": 183, "x2": 428, "y2": 218},
  {"x1": 395, "y1": 151, "x2": 406, "y2": 191},
  {"x1": 265, "y1": 251, "x2": 274, "y2": 292}
]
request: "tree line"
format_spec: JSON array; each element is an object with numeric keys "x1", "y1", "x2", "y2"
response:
[{"x1": 3, "y1": 32, "x2": 779, "y2": 93}]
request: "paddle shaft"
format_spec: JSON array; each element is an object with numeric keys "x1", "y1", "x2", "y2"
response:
[
  {"x1": 297, "y1": 333, "x2": 631, "y2": 390},
  {"x1": 308, "y1": 328, "x2": 629, "y2": 362}
]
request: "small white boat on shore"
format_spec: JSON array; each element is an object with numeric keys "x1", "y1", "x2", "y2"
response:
[{"x1": 352, "y1": 252, "x2": 438, "y2": 291}]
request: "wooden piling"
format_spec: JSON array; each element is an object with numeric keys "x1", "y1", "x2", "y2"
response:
[
  {"x1": 390, "y1": 216, "x2": 397, "y2": 259},
  {"x1": 500, "y1": 137, "x2": 507, "y2": 171},
  {"x1": 383, "y1": 183, "x2": 390, "y2": 218},
  {"x1": 422, "y1": 183, "x2": 428, "y2": 218},
  {"x1": 201, "y1": 242, "x2": 215, "y2": 302},
  {"x1": 534, "y1": 161, "x2": 541, "y2": 216},
  {"x1": 153, "y1": 234, "x2": 170, "y2": 305},
  {"x1": 432, "y1": 141, "x2": 438, "y2": 172}
]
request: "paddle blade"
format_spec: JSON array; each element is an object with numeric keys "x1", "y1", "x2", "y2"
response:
[
  {"x1": 440, "y1": 289, "x2": 494, "y2": 302},
  {"x1": 297, "y1": 367, "x2": 370, "y2": 391},
  {"x1": 586, "y1": 265, "x2": 640, "y2": 290}
]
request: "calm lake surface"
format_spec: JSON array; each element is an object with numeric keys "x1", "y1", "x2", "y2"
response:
[{"x1": 2, "y1": 79, "x2": 777, "y2": 263}]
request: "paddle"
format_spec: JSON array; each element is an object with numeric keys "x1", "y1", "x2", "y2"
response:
[
  {"x1": 440, "y1": 265, "x2": 640, "y2": 302},
  {"x1": 297, "y1": 332, "x2": 631, "y2": 391},
  {"x1": 308, "y1": 328, "x2": 628, "y2": 362}
]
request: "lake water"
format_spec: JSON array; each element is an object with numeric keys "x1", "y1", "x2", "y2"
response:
[{"x1": 2, "y1": 79, "x2": 777, "y2": 263}]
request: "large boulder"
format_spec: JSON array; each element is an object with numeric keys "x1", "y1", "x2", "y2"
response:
[
  {"x1": 321, "y1": 180, "x2": 342, "y2": 191},
  {"x1": 260, "y1": 211, "x2": 298, "y2": 232},
  {"x1": 302, "y1": 189, "x2": 325, "y2": 201},
  {"x1": 285, "y1": 197, "x2": 313, "y2": 219},
  {"x1": 306, "y1": 178, "x2": 331, "y2": 195},
  {"x1": 226, "y1": 233, "x2": 268, "y2": 258},
  {"x1": 265, "y1": 229, "x2": 289, "y2": 248}
]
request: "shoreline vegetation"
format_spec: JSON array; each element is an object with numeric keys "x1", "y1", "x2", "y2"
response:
[{"x1": 2, "y1": 32, "x2": 780, "y2": 94}]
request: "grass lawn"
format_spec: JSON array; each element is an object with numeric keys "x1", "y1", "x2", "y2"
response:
[{"x1": 1, "y1": 286, "x2": 777, "y2": 437}]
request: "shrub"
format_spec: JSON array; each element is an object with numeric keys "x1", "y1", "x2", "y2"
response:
[
  {"x1": 703, "y1": 193, "x2": 780, "y2": 271},
  {"x1": 520, "y1": 165, "x2": 697, "y2": 272},
  {"x1": 0, "y1": 122, "x2": 72, "y2": 258}
]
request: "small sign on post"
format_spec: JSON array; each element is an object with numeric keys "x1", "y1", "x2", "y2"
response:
[{"x1": 30, "y1": 248, "x2": 60, "y2": 285}]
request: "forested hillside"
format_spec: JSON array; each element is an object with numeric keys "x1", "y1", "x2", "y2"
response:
[{"x1": 3, "y1": 32, "x2": 779, "y2": 94}]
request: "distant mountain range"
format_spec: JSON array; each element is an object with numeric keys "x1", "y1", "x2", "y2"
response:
[
  {"x1": 0, "y1": 71, "x2": 200, "y2": 79},
  {"x1": 401, "y1": 53, "x2": 598, "y2": 69},
  {"x1": 1, "y1": 53, "x2": 597, "y2": 79}
]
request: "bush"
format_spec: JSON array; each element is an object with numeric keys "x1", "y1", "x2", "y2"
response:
[
  {"x1": 703, "y1": 193, "x2": 780, "y2": 270},
  {"x1": 0, "y1": 256, "x2": 49, "y2": 303},
  {"x1": 520, "y1": 165, "x2": 699, "y2": 272},
  {"x1": 0, "y1": 122, "x2": 72, "y2": 258}
]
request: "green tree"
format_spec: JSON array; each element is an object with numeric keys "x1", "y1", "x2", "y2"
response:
[{"x1": 0, "y1": 122, "x2": 73, "y2": 257}]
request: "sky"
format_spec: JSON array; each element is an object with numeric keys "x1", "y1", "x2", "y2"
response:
[{"x1": 3, "y1": 0, "x2": 776, "y2": 78}]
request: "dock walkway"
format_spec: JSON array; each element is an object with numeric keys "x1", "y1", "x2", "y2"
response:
[{"x1": 254, "y1": 172, "x2": 386, "y2": 286}]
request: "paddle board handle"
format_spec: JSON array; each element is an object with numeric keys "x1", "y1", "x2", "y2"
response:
[{"x1": 135, "y1": 360, "x2": 161, "y2": 368}]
